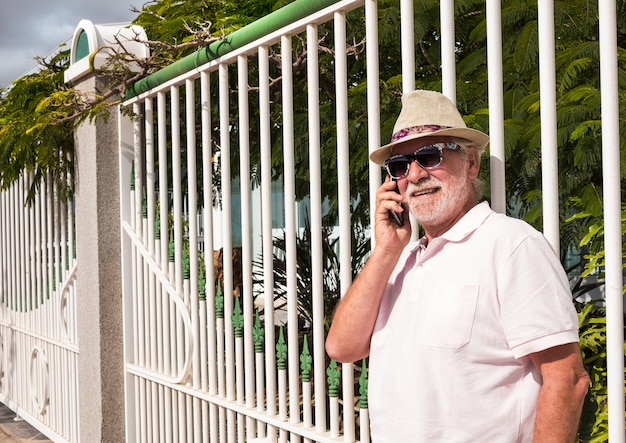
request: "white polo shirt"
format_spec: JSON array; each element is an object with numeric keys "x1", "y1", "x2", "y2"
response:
[{"x1": 369, "y1": 201, "x2": 580, "y2": 442}]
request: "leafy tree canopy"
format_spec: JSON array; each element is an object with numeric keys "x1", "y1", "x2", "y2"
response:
[{"x1": 0, "y1": 50, "x2": 74, "y2": 201}]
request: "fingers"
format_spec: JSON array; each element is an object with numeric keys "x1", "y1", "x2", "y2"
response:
[
  {"x1": 376, "y1": 177, "x2": 404, "y2": 219},
  {"x1": 374, "y1": 178, "x2": 412, "y2": 247}
]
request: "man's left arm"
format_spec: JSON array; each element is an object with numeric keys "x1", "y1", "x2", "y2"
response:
[{"x1": 530, "y1": 342, "x2": 590, "y2": 442}]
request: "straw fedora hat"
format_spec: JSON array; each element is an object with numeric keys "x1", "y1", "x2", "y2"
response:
[{"x1": 370, "y1": 90, "x2": 490, "y2": 165}]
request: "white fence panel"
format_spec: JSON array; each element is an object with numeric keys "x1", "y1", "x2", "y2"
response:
[
  {"x1": 0, "y1": 174, "x2": 79, "y2": 442},
  {"x1": 118, "y1": 1, "x2": 624, "y2": 442},
  {"x1": 121, "y1": 1, "x2": 368, "y2": 441}
]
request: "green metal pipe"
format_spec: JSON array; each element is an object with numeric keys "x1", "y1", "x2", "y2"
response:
[{"x1": 125, "y1": 0, "x2": 341, "y2": 99}]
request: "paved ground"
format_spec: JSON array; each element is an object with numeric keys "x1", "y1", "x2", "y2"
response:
[{"x1": 0, "y1": 403, "x2": 52, "y2": 442}]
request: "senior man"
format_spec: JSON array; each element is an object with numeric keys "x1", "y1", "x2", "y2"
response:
[{"x1": 326, "y1": 90, "x2": 589, "y2": 442}]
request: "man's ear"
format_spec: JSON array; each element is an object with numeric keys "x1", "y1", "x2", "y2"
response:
[{"x1": 467, "y1": 148, "x2": 480, "y2": 179}]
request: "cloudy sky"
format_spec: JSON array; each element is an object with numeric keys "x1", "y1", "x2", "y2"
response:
[{"x1": 0, "y1": 1, "x2": 140, "y2": 89}]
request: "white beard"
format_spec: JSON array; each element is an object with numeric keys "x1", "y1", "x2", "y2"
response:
[{"x1": 406, "y1": 170, "x2": 472, "y2": 227}]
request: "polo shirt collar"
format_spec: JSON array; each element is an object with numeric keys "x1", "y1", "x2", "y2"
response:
[{"x1": 408, "y1": 201, "x2": 493, "y2": 252}]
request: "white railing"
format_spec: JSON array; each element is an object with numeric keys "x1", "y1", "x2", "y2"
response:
[
  {"x1": 118, "y1": 1, "x2": 624, "y2": 443},
  {"x1": 120, "y1": 2, "x2": 368, "y2": 441},
  {"x1": 0, "y1": 173, "x2": 79, "y2": 442},
  {"x1": 121, "y1": 0, "x2": 623, "y2": 442}
]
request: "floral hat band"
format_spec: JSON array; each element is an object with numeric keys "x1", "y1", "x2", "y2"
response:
[{"x1": 390, "y1": 125, "x2": 452, "y2": 143}]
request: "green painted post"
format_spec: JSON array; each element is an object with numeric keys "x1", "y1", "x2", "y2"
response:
[
  {"x1": 182, "y1": 247, "x2": 190, "y2": 280},
  {"x1": 130, "y1": 163, "x2": 135, "y2": 191},
  {"x1": 276, "y1": 326, "x2": 287, "y2": 370},
  {"x1": 142, "y1": 188, "x2": 148, "y2": 219},
  {"x1": 154, "y1": 206, "x2": 160, "y2": 240},
  {"x1": 300, "y1": 335, "x2": 312, "y2": 383},
  {"x1": 168, "y1": 230, "x2": 175, "y2": 263},
  {"x1": 215, "y1": 280, "x2": 224, "y2": 319},
  {"x1": 359, "y1": 359, "x2": 369, "y2": 409},
  {"x1": 232, "y1": 298, "x2": 244, "y2": 338},
  {"x1": 253, "y1": 311, "x2": 264, "y2": 353},
  {"x1": 198, "y1": 267, "x2": 206, "y2": 301},
  {"x1": 327, "y1": 360, "x2": 340, "y2": 398}
]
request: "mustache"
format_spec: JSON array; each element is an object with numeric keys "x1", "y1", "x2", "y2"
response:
[{"x1": 406, "y1": 177, "x2": 442, "y2": 193}]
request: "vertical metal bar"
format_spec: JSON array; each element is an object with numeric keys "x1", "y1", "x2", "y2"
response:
[
  {"x1": 53, "y1": 187, "x2": 60, "y2": 313},
  {"x1": 157, "y1": 90, "x2": 173, "y2": 443},
  {"x1": 400, "y1": 0, "x2": 415, "y2": 92},
  {"x1": 302, "y1": 375, "x2": 312, "y2": 432},
  {"x1": 185, "y1": 78, "x2": 203, "y2": 443},
  {"x1": 19, "y1": 176, "x2": 27, "y2": 316},
  {"x1": 46, "y1": 180, "x2": 54, "y2": 332},
  {"x1": 278, "y1": 364, "x2": 287, "y2": 442},
  {"x1": 145, "y1": 96, "x2": 157, "y2": 352},
  {"x1": 334, "y1": 10, "x2": 355, "y2": 442},
  {"x1": 366, "y1": 0, "x2": 382, "y2": 242},
  {"x1": 18, "y1": 176, "x2": 25, "y2": 315},
  {"x1": 486, "y1": 0, "x2": 506, "y2": 213},
  {"x1": 329, "y1": 396, "x2": 339, "y2": 437},
  {"x1": 22, "y1": 176, "x2": 28, "y2": 314},
  {"x1": 11, "y1": 181, "x2": 17, "y2": 313},
  {"x1": 35, "y1": 181, "x2": 42, "y2": 338},
  {"x1": 28, "y1": 179, "x2": 36, "y2": 319},
  {"x1": 199, "y1": 69, "x2": 214, "y2": 443},
  {"x1": 219, "y1": 62, "x2": 236, "y2": 397},
  {"x1": 440, "y1": 0, "x2": 456, "y2": 100},
  {"x1": 59, "y1": 199, "x2": 67, "y2": 300},
  {"x1": 171, "y1": 84, "x2": 184, "y2": 371},
  {"x1": 237, "y1": 53, "x2": 257, "y2": 442},
  {"x1": 598, "y1": 1, "x2": 625, "y2": 441},
  {"x1": 152, "y1": 94, "x2": 162, "y2": 388},
  {"x1": 144, "y1": 96, "x2": 161, "y2": 442},
  {"x1": 217, "y1": 311, "x2": 226, "y2": 440},
  {"x1": 306, "y1": 23, "x2": 327, "y2": 434},
  {"x1": 259, "y1": 44, "x2": 277, "y2": 436},
  {"x1": 6, "y1": 182, "x2": 12, "y2": 312},
  {"x1": 133, "y1": 100, "x2": 148, "y2": 443},
  {"x1": 255, "y1": 347, "x2": 266, "y2": 437},
  {"x1": 200, "y1": 69, "x2": 219, "y2": 443},
  {"x1": 537, "y1": 0, "x2": 560, "y2": 252},
  {"x1": 281, "y1": 33, "x2": 301, "y2": 430},
  {"x1": 218, "y1": 61, "x2": 236, "y2": 442},
  {"x1": 171, "y1": 83, "x2": 188, "y2": 443}
]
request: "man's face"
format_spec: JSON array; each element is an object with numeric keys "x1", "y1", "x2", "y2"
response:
[{"x1": 394, "y1": 139, "x2": 479, "y2": 234}]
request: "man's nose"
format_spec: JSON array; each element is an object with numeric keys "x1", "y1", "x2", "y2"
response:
[{"x1": 406, "y1": 159, "x2": 430, "y2": 181}]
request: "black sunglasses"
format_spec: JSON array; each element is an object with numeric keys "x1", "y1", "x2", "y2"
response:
[{"x1": 384, "y1": 142, "x2": 459, "y2": 179}]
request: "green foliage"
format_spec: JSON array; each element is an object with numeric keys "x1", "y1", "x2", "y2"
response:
[
  {"x1": 0, "y1": 50, "x2": 74, "y2": 202},
  {"x1": 576, "y1": 300, "x2": 609, "y2": 442},
  {"x1": 567, "y1": 189, "x2": 626, "y2": 442},
  {"x1": 133, "y1": 0, "x2": 278, "y2": 54},
  {"x1": 574, "y1": 292, "x2": 626, "y2": 443}
]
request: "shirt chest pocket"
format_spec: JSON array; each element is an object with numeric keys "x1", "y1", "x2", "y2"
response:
[{"x1": 421, "y1": 284, "x2": 479, "y2": 349}]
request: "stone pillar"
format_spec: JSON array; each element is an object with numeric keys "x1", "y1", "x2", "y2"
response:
[{"x1": 73, "y1": 73, "x2": 125, "y2": 443}]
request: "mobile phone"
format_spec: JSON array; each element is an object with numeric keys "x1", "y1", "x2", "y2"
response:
[{"x1": 389, "y1": 178, "x2": 404, "y2": 226}]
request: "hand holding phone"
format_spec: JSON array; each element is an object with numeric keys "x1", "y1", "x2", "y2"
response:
[{"x1": 389, "y1": 178, "x2": 404, "y2": 226}]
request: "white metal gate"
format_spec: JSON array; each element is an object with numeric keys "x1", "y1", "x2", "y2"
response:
[{"x1": 0, "y1": 174, "x2": 79, "y2": 442}]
